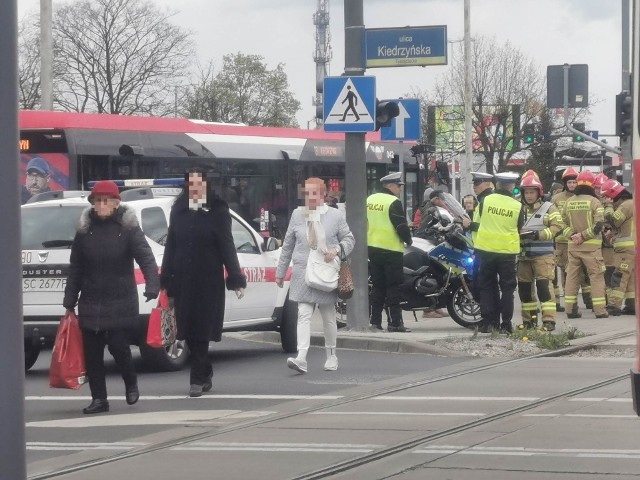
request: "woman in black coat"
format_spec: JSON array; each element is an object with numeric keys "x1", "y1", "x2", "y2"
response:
[
  {"x1": 160, "y1": 170, "x2": 246, "y2": 397},
  {"x1": 63, "y1": 180, "x2": 160, "y2": 414}
]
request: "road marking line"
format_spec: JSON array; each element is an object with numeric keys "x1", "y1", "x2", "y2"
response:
[
  {"x1": 172, "y1": 443, "x2": 383, "y2": 453},
  {"x1": 311, "y1": 412, "x2": 485, "y2": 416},
  {"x1": 27, "y1": 441, "x2": 147, "y2": 452},
  {"x1": 25, "y1": 394, "x2": 342, "y2": 401},
  {"x1": 569, "y1": 398, "x2": 632, "y2": 402},
  {"x1": 26, "y1": 410, "x2": 275, "y2": 428},
  {"x1": 524, "y1": 413, "x2": 638, "y2": 418},
  {"x1": 173, "y1": 447, "x2": 375, "y2": 453},
  {"x1": 414, "y1": 445, "x2": 640, "y2": 459},
  {"x1": 374, "y1": 396, "x2": 539, "y2": 401}
]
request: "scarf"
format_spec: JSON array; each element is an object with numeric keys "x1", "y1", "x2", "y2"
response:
[{"x1": 304, "y1": 204, "x2": 329, "y2": 253}]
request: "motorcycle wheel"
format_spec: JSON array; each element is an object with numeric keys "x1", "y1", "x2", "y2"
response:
[{"x1": 447, "y1": 284, "x2": 482, "y2": 329}]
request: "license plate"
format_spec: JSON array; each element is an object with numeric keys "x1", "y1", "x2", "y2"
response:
[{"x1": 22, "y1": 278, "x2": 67, "y2": 292}]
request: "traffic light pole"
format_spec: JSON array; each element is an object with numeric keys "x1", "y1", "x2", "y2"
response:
[
  {"x1": 343, "y1": 0, "x2": 369, "y2": 330},
  {"x1": 621, "y1": 0, "x2": 632, "y2": 189},
  {"x1": 562, "y1": 64, "x2": 621, "y2": 156},
  {"x1": 0, "y1": 1, "x2": 27, "y2": 477}
]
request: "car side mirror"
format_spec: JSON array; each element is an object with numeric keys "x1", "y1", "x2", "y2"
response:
[{"x1": 262, "y1": 237, "x2": 279, "y2": 252}]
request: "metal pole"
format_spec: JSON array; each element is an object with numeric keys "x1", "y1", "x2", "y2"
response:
[
  {"x1": 0, "y1": 0, "x2": 27, "y2": 477},
  {"x1": 622, "y1": 0, "x2": 633, "y2": 188},
  {"x1": 344, "y1": 0, "x2": 368, "y2": 330},
  {"x1": 40, "y1": 0, "x2": 53, "y2": 110},
  {"x1": 462, "y1": 0, "x2": 473, "y2": 196}
]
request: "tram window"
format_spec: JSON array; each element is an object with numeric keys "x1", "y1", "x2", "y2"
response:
[
  {"x1": 140, "y1": 207, "x2": 168, "y2": 245},
  {"x1": 232, "y1": 217, "x2": 259, "y2": 254}
]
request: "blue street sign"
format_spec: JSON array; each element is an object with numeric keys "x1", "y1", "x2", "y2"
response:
[
  {"x1": 364, "y1": 26, "x2": 447, "y2": 68},
  {"x1": 323, "y1": 76, "x2": 376, "y2": 133},
  {"x1": 381, "y1": 99, "x2": 421, "y2": 141},
  {"x1": 586, "y1": 130, "x2": 599, "y2": 140}
]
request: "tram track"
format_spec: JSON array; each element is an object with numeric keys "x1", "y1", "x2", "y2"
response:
[{"x1": 28, "y1": 329, "x2": 636, "y2": 480}]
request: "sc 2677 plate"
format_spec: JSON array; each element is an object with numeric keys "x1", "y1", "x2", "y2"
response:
[{"x1": 23, "y1": 278, "x2": 67, "y2": 292}]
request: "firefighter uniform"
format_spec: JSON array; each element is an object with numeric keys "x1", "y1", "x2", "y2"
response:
[
  {"x1": 367, "y1": 172, "x2": 413, "y2": 332},
  {"x1": 472, "y1": 172, "x2": 525, "y2": 333},
  {"x1": 602, "y1": 183, "x2": 636, "y2": 315},
  {"x1": 518, "y1": 188, "x2": 565, "y2": 329},
  {"x1": 561, "y1": 171, "x2": 608, "y2": 318},
  {"x1": 594, "y1": 173, "x2": 616, "y2": 299}
]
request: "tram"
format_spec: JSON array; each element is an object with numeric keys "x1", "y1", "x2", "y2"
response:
[{"x1": 19, "y1": 110, "x2": 419, "y2": 236}]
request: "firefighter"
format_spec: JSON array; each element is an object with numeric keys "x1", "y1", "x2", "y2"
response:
[
  {"x1": 518, "y1": 174, "x2": 565, "y2": 331},
  {"x1": 552, "y1": 167, "x2": 591, "y2": 314},
  {"x1": 593, "y1": 173, "x2": 616, "y2": 301},
  {"x1": 560, "y1": 170, "x2": 608, "y2": 318},
  {"x1": 600, "y1": 179, "x2": 636, "y2": 316},
  {"x1": 367, "y1": 172, "x2": 413, "y2": 333},
  {"x1": 471, "y1": 171, "x2": 526, "y2": 333}
]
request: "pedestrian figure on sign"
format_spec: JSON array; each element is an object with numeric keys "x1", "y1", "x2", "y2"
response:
[{"x1": 340, "y1": 86, "x2": 360, "y2": 122}]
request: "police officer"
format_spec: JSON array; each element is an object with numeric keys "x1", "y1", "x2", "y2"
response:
[
  {"x1": 464, "y1": 172, "x2": 494, "y2": 234},
  {"x1": 367, "y1": 172, "x2": 413, "y2": 333},
  {"x1": 560, "y1": 170, "x2": 608, "y2": 318},
  {"x1": 518, "y1": 173, "x2": 565, "y2": 331},
  {"x1": 600, "y1": 179, "x2": 636, "y2": 316},
  {"x1": 471, "y1": 172, "x2": 525, "y2": 333}
]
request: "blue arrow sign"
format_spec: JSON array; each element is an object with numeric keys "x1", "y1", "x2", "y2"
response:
[
  {"x1": 381, "y1": 99, "x2": 421, "y2": 141},
  {"x1": 586, "y1": 130, "x2": 599, "y2": 140},
  {"x1": 323, "y1": 76, "x2": 376, "y2": 133}
]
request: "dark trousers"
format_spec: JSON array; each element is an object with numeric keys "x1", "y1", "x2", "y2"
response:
[
  {"x1": 187, "y1": 339, "x2": 212, "y2": 385},
  {"x1": 82, "y1": 329, "x2": 136, "y2": 400},
  {"x1": 475, "y1": 251, "x2": 518, "y2": 328},
  {"x1": 369, "y1": 249, "x2": 404, "y2": 327}
]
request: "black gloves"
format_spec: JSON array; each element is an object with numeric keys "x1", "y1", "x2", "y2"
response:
[{"x1": 144, "y1": 291, "x2": 159, "y2": 303}]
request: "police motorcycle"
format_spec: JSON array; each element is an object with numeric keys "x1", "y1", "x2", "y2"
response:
[{"x1": 405, "y1": 192, "x2": 481, "y2": 329}]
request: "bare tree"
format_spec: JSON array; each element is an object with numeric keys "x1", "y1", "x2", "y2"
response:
[
  {"x1": 18, "y1": 18, "x2": 41, "y2": 110},
  {"x1": 52, "y1": 0, "x2": 193, "y2": 115},
  {"x1": 184, "y1": 53, "x2": 300, "y2": 127}
]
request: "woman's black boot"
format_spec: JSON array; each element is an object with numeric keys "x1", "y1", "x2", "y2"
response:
[{"x1": 83, "y1": 399, "x2": 109, "y2": 414}]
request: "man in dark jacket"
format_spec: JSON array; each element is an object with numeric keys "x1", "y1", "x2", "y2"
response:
[
  {"x1": 367, "y1": 172, "x2": 413, "y2": 333},
  {"x1": 64, "y1": 180, "x2": 160, "y2": 414},
  {"x1": 160, "y1": 171, "x2": 247, "y2": 397}
]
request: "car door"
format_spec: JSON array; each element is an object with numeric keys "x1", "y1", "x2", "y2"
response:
[{"x1": 226, "y1": 215, "x2": 279, "y2": 323}]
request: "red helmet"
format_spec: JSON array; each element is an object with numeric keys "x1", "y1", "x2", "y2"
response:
[
  {"x1": 520, "y1": 175, "x2": 544, "y2": 197},
  {"x1": 600, "y1": 178, "x2": 625, "y2": 199},
  {"x1": 576, "y1": 170, "x2": 595, "y2": 187},
  {"x1": 521, "y1": 169, "x2": 540, "y2": 181},
  {"x1": 562, "y1": 167, "x2": 579, "y2": 181},
  {"x1": 593, "y1": 173, "x2": 609, "y2": 189}
]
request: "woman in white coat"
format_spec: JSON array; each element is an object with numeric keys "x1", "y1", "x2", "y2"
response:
[{"x1": 276, "y1": 178, "x2": 355, "y2": 373}]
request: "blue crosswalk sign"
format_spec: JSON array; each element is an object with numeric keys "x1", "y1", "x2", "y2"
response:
[
  {"x1": 381, "y1": 99, "x2": 421, "y2": 141},
  {"x1": 323, "y1": 76, "x2": 376, "y2": 132}
]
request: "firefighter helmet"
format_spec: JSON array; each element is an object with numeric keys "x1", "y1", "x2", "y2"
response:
[
  {"x1": 600, "y1": 178, "x2": 625, "y2": 199},
  {"x1": 576, "y1": 170, "x2": 595, "y2": 187},
  {"x1": 521, "y1": 169, "x2": 540, "y2": 181},
  {"x1": 561, "y1": 167, "x2": 579, "y2": 181},
  {"x1": 520, "y1": 174, "x2": 544, "y2": 197},
  {"x1": 593, "y1": 173, "x2": 609, "y2": 189}
]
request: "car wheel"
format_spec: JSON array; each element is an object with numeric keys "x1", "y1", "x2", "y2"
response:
[
  {"x1": 280, "y1": 298, "x2": 298, "y2": 354},
  {"x1": 24, "y1": 340, "x2": 40, "y2": 371},
  {"x1": 139, "y1": 339, "x2": 189, "y2": 372}
]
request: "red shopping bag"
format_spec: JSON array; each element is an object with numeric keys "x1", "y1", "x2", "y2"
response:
[
  {"x1": 146, "y1": 291, "x2": 176, "y2": 348},
  {"x1": 49, "y1": 310, "x2": 87, "y2": 389}
]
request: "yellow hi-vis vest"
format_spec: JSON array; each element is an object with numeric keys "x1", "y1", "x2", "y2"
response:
[
  {"x1": 474, "y1": 193, "x2": 521, "y2": 254},
  {"x1": 367, "y1": 192, "x2": 404, "y2": 252}
]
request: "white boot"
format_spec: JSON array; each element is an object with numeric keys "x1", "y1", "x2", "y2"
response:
[
  {"x1": 324, "y1": 347, "x2": 338, "y2": 371},
  {"x1": 287, "y1": 349, "x2": 308, "y2": 374}
]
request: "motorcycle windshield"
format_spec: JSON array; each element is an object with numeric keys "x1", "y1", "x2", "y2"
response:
[{"x1": 431, "y1": 192, "x2": 469, "y2": 222}]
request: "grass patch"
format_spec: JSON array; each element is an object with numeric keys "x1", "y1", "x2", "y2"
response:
[{"x1": 510, "y1": 323, "x2": 587, "y2": 350}]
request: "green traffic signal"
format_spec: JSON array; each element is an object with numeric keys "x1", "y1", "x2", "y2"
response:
[{"x1": 572, "y1": 122, "x2": 585, "y2": 142}]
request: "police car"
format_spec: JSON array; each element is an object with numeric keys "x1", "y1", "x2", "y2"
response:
[{"x1": 21, "y1": 185, "x2": 296, "y2": 371}]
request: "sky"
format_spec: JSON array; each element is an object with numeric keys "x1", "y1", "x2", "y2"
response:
[{"x1": 18, "y1": 0, "x2": 626, "y2": 139}]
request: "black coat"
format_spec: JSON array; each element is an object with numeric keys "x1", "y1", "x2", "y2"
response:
[
  {"x1": 63, "y1": 205, "x2": 160, "y2": 331},
  {"x1": 160, "y1": 195, "x2": 247, "y2": 342}
]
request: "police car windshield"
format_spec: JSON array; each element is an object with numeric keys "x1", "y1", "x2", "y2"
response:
[{"x1": 21, "y1": 205, "x2": 85, "y2": 250}]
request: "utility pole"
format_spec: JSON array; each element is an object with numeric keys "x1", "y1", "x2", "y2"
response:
[
  {"x1": 40, "y1": 0, "x2": 53, "y2": 110},
  {"x1": 621, "y1": 0, "x2": 632, "y2": 188},
  {"x1": 462, "y1": 0, "x2": 473, "y2": 196},
  {"x1": 0, "y1": 0, "x2": 27, "y2": 478},
  {"x1": 343, "y1": 0, "x2": 368, "y2": 330}
]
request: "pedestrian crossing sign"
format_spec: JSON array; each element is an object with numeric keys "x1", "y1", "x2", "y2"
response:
[{"x1": 323, "y1": 76, "x2": 376, "y2": 132}]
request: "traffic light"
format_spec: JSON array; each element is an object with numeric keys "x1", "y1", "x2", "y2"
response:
[
  {"x1": 616, "y1": 91, "x2": 632, "y2": 140},
  {"x1": 522, "y1": 124, "x2": 535, "y2": 144},
  {"x1": 572, "y1": 122, "x2": 585, "y2": 142},
  {"x1": 375, "y1": 99, "x2": 400, "y2": 131}
]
